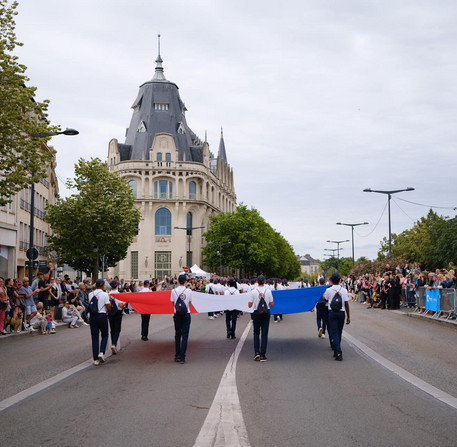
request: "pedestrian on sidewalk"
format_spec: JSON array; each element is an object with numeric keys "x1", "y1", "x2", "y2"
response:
[
  {"x1": 89, "y1": 279, "x2": 111, "y2": 366},
  {"x1": 248, "y1": 275, "x2": 274, "y2": 362},
  {"x1": 324, "y1": 273, "x2": 350, "y2": 361},
  {"x1": 170, "y1": 274, "x2": 192, "y2": 364}
]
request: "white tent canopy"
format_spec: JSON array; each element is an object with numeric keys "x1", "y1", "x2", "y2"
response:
[{"x1": 190, "y1": 264, "x2": 210, "y2": 279}]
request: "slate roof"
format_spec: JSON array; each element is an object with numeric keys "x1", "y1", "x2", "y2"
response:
[
  {"x1": 122, "y1": 53, "x2": 204, "y2": 162},
  {"x1": 298, "y1": 254, "x2": 319, "y2": 266}
]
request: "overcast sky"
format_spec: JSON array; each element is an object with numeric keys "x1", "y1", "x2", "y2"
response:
[{"x1": 13, "y1": 0, "x2": 457, "y2": 262}]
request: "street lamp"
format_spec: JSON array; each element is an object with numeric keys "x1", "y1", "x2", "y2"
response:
[
  {"x1": 326, "y1": 240, "x2": 349, "y2": 273},
  {"x1": 363, "y1": 187, "x2": 415, "y2": 259},
  {"x1": 174, "y1": 225, "x2": 205, "y2": 268},
  {"x1": 209, "y1": 241, "x2": 233, "y2": 275},
  {"x1": 28, "y1": 128, "x2": 79, "y2": 280},
  {"x1": 336, "y1": 222, "x2": 369, "y2": 266}
]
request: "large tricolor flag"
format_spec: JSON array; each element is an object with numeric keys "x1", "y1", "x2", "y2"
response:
[{"x1": 115, "y1": 286, "x2": 327, "y2": 315}]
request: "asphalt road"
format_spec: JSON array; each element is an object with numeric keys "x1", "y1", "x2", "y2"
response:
[{"x1": 1, "y1": 303, "x2": 456, "y2": 447}]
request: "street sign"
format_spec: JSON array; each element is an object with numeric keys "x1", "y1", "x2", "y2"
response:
[
  {"x1": 183, "y1": 266, "x2": 189, "y2": 273},
  {"x1": 26, "y1": 247, "x2": 39, "y2": 260}
]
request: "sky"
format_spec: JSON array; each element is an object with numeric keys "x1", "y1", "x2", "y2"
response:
[{"x1": 12, "y1": 0, "x2": 457, "y2": 262}]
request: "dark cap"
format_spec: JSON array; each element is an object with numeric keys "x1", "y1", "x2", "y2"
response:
[
  {"x1": 95, "y1": 278, "x2": 105, "y2": 287},
  {"x1": 257, "y1": 275, "x2": 265, "y2": 284},
  {"x1": 329, "y1": 272, "x2": 341, "y2": 284},
  {"x1": 110, "y1": 280, "x2": 118, "y2": 289},
  {"x1": 178, "y1": 274, "x2": 187, "y2": 284},
  {"x1": 143, "y1": 280, "x2": 150, "y2": 285},
  {"x1": 319, "y1": 277, "x2": 326, "y2": 285}
]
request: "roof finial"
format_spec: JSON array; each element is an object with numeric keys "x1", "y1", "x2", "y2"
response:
[
  {"x1": 221, "y1": 126, "x2": 223, "y2": 138},
  {"x1": 205, "y1": 130, "x2": 207, "y2": 143},
  {"x1": 153, "y1": 33, "x2": 166, "y2": 81}
]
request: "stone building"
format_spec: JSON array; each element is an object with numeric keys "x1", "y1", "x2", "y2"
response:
[
  {"x1": 298, "y1": 254, "x2": 320, "y2": 277},
  {"x1": 0, "y1": 143, "x2": 59, "y2": 279},
  {"x1": 107, "y1": 49, "x2": 236, "y2": 280}
]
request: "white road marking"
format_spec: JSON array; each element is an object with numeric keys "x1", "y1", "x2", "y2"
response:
[
  {"x1": 344, "y1": 332, "x2": 457, "y2": 410},
  {"x1": 193, "y1": 320, "x2": 252, "y2": 447}
]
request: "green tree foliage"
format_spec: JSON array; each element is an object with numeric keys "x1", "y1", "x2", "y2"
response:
[
  {"x1": 46, "y1": 158, "x2": 141, "y2": 279},
  {"x1": 202, "y1": 204, "x2": 301, "y2": 279},
  {"x1": 0, "y1": 1, "x2": 59, "y2": 205},
  {"x1": 317, "y1": 256, "x2": 353, "y2": 277},
  {"x1": 376, "y1": 210, "x2": 454, "y2": 270}
]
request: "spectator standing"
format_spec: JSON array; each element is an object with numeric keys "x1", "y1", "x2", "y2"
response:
[
  {"x1": 0, "y1": 277, "x2": 9, "y2": 335},
  {"x1": 37, "y1": 272, "x2": 51, "y2": 310},
  {"x1": 324, "y1": 272, "x2": 350, "y2": 361},
  {"x1": 248, "y1": 275, "x2": 274, "y2": 362},
  {"x1": 170, "y1": 274, "x2": 192, "y2": 364},
  {"x1": 89, "y1": 278, "x2": 111, "y2": 365},
  {"x1": 18, "y1": 277, "x2": 37, "y2": 329}
]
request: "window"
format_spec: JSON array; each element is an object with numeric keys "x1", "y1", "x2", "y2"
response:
[
  {"x1": 177, "y1": 123, "x2": 185, "y2": 134},
  {"x1": 137, "y1": 121, "x2": 147, "y2": 133},
  {"x1": 154, "y1": 180, "x2": 173, "y2": 199},
  {"x1": 189, "y1": 181, "x2": 196, "y2": 200},
  {"x1": 154, "y1": 103, "x2": 169, "y2": 111},
  {"x1": 155, "y1": 251, "x2": 171, "y2": 279},
  {"x1": 186, "y1": 212, "x2": 192, "y2": 235},
  {"x1": 157, "y1": 152, "x2": 162, "y2": 166},
  {"x1": 165, "y1": 153, "x2": 171, "y2": 162},
  {"x1": 155, "y1": 208, "x2": 171, "y2": 235},
  {"x1": 128, "y1": 180, "x2": 137, "y2": 198},
  {"x1": 131, "y1": 251, "x2": 138, "y2": 279}
]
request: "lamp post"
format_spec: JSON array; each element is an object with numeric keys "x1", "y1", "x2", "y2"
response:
[
  {"x1": 326, "y1": 240, "x2": 349, "y2": 273},
  {"x1": 363, "y1": 187, "x2": 414, "y2": 259},
  {"x1": 336, "y1": 222, "x2": 369, "y2": 266},
  {"x1": 28, "y1": 128, "x2": 79, "y2": 280},
  {"x1": 209, "y1": 242, "x2": 233, "y2": 275},
  {"x1": 174, "y1": 225, "x2": 205, "y2": 268}
]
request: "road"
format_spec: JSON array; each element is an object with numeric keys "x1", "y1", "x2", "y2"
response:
[{"x1": 1, "y1": 302, "x2": 456, "y2": 447}]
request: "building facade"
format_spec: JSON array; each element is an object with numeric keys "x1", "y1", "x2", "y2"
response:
[
  {"x1": 0, "y1": 143, "x2": 59, "y2": 279},
  {"x1": 298, "y1": 254, "x2": 320, "y2": 277},
  {"x1": 107, "y1": 50, "x2": 236, "y2": 281}
]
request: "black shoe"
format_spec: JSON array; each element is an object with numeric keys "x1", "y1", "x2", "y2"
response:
[
  {"x1": 260, "y1": 356, "x2": 267, "y2": 362},
  {"x1": 335, "y1": 354, "x2": 343, "y2": 361},
  {"x1": 175, "y1": 357, "x2": 181, "y2": 362},
  {"x1": 231, "y1": 334, "x2": 236, "y2": 339},
  {"x1": 141, "y1": 336, "x2": 148, "y2": 341},
  {"x1": 254, "y1": 353, "x2": 260, "y2": 361},
  {"x1": 227, "y1": 332, "x2": 231, "y2": 339},
  {"x1": 180, "y1": 358, "x2": 185, "y2": 364}
]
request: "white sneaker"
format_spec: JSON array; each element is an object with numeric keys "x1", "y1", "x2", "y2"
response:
[
  {"x1": 93, "y1": 360, "x2": 100, "y2": 366},
  {"x1": 111, "y1": 346, "x2": 117, "y2": 355},
  {"x1": 98, "y1": 353, "x2": 105, "y2": 363},
  {"x1": 318, "y1": 328, "x2": 323, "y2": 338},
  {"x1": 321, "y1": 333, "x2": 326, "y2": 338},
  {"x1": 28, "y1": 326, "x2": 36, "y2": 332},
  {"x1": 74, "y1": 325, "x2": 79, "y2": 328},
  {"x1": 82, "y1": 322, "x2": 89, "y2": 326},
  {"x1": 208, "y1": 316, "x2": 214, "y2": 320}
]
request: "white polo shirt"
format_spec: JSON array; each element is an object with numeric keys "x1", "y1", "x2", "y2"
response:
[{"x1": 170, "y1": 286, "x2": 192, "y2": 314}]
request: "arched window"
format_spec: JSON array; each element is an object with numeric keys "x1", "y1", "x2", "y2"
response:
[
  {"x1": 157, "y1": 152, "x2": 162, "y2": 161},
  {"x1": 186, "y1": 212, "x2": 192, "y2": 235},
  {"x1": 154, "y1": 180, "x2": 173, "y2": 199},
  {"x1": 189, "y1": 181, "x2": 196, "y2": 200},
  {"x1": 155, "y1": 208, "x2": 171, "y2": 235},
  {"x1": 165, "y1": 153, "x2": 171, "y2": 162},
  {"x1": 128, "y1": 180, "x2": 137, "y2": 198}
]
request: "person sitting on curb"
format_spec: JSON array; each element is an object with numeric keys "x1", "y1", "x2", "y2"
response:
[
  {"x1": 62, "y1": 300, "x2": 79, "y2": 328},
  {"x1": 29, "y1": 302, "x2": 55, "y2": 334}
]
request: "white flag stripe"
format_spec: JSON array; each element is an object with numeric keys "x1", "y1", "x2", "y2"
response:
[{"x1": 190, "y1": 290, "x2": 254, "y2": 313}]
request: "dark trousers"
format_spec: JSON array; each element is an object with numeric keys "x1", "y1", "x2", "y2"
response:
[
  {"x1": 141, "y1": 314, "x2": 150, "y2": 337},
  {"x1": 90, "y1": 313, "x2": 108, "y2": 361},
  {"x1": 109, "y1": 310, "x2": 123, "y2": 347},
  {"x1": 225, "y1": 310, "x2": 238, "y2": 336},
  {"x1": 328, "y1": 311, "x2": 345, "y2": 356},
  {"x1": 316, "y1": 303, "x2": 328, "y2": 334},
  {"x1": 252, "y1": 311, "x2": 270, "y2": 357},
  {"x1": 173, "y1": 313, "x2": 191, "y2": 360}
]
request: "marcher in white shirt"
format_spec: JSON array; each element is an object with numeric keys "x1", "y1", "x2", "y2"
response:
[
  {"x1": 89, "y1": 279, "x2": 111, "y2": 365},
  {"x1": 224, "y1": 278, "x2": 240, "y2": 339}
]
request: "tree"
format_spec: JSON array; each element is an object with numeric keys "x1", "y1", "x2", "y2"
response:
[
  {"x1": 202, "y1": 204, "x2": 300, "y2": 279},
  {"x1": 46, "y1": 158, "x2": 141, "y2": 279},
  {"x1": 0, "y1": 1, "x2": 59, "y2": 205}
]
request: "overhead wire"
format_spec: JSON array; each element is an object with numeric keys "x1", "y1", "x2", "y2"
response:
[
  {"x1": 354, "y1": 200, "x2": 388, "y2": 238},
  {"x1": 395, "y1": 196, "x2": 457, "y2": 211},
  {"x1": 391, "y1": 197, "x2": 416, "y2": 223}
]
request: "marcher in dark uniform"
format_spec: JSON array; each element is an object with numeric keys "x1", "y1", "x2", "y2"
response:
[
  {"x1": 89, "y1": 279, "x2": 111, "y2": 365},
  {"x1": 224, "y1": 278, "x2": 239, "y2": 339},
  {"x1": 316, "y1": 277, "x2": 329, "y2": 338},
  {"x1": 140, "y1": 280, "x2": 152, "y2": 341},
  {"x1": 170, "y1": 274, "x2": 192, "y2": 364},
  {"x1": 108, "y1": 280, "x2": 125, "y2": 354}
]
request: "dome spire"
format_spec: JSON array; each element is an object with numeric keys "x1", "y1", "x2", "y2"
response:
[{"x1": 153, "y1": 33, "x2": 166, "y2": 81}]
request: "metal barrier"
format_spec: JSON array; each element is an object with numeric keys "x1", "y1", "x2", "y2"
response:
[{"x1": 414, "y1": 287, "x2": 456, "y2": 320}]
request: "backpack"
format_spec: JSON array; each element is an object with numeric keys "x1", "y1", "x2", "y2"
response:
[
  {"x1": 330, "y1": 288, "x2": 343, "y2": 311},
  {"x1": 108, "y1": 297, "x2": 119, "y2": 317},
  {"x1": 175, "y1": 291, "x2": 188, "y2": 316},
  {"x1": 89, "y1": 293, "x2": 99, "y2": 315},
  {"x1": 208, "y1": 286, "x2": 215, "y2": 295},
  {"x1": 257, "y1": 290, "x2": 269, "y2": 314}
]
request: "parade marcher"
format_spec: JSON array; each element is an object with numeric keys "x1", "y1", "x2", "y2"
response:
[
  {"x1": 224, "y1": 278, "x2": 239, "y2": 339},
  {"x1": 89, "y1": 278, "x2": 111, "y2": 365},
  {"x1": 108, "y1": 280, "x2": 125, "y2": 354},
  {"x1": 315, "y1": 277, "x2": 329, "y2": 338},
  {"x1": 324, "y1": 273, "x2": 350, "y2": 361},
  {"x1": 140, "y1": 280, "x2": 152, "y2": 341},
  {"x1": 170, "y1": 274, "x2": 192, "y2": 364},
  {"x1": 248, "y1": 275, "x2": 274, "y2": 362}
]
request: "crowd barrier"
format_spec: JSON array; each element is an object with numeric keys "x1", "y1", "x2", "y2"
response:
[{"x1": 414, "y1": 287, "x2": 456, "y2": 320}]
